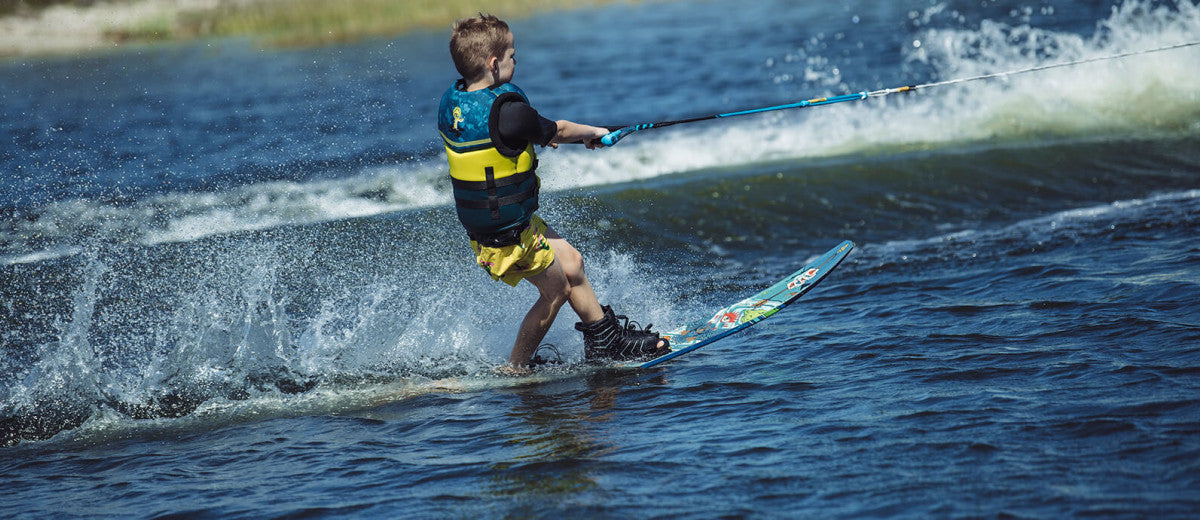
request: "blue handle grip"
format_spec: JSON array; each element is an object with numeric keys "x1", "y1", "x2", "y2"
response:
[
  {"x1": 600, "y1": 128, "x2": 628, "y2": 146},
  {"x1": 600, "y1": 124, "x2": 650, "y2": 146}
]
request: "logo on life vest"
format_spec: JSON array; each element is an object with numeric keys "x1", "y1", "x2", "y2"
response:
[{"x1": 452, "y1": 106, "x2": 465, "y2": 132}]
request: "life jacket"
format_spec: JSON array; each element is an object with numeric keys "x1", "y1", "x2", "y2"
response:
[{"x1": 438, "y1": 81, "x2": 540, "y2": 235}]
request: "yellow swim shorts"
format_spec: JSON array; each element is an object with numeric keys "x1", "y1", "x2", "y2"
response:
[{"x1": 469, "y1": 215, "x2": 556, "y2": 287}]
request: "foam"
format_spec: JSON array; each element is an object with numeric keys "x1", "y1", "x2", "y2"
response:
[{"x1": 4, "y1": 1, "x2": 1198, "y2": 266}]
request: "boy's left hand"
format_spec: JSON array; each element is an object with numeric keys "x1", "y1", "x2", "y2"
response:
[{"x1": 550, "y1": 120, "x2": 608, "y2": 150}]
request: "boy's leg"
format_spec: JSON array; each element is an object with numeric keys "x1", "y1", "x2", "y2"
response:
[
  {"x1": 542, "y1": 225, "x2": 666, "y2": 353},
  {"x1": 509, "y1": 259, "x2": 570, "y2": 367},
  {"x1": 542, "y1": 225, "x2": 604, "y2": 324},
  {"x1": 505, "y1": 222, "x2": 666, "y2": 370},
  {"x1": 504, "y1": 224, "x2": 604, "y2": 369}
]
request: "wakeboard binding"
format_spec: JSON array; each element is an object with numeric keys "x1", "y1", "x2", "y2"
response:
[{"x1": 577, "y1": 305, "x2": 670, "y2": 362}]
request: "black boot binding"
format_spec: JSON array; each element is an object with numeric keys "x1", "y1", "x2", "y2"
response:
[
  {"x1": 576, "y1": 305, "x2": 670, "y2": 362},
  {"x1": 530, "y1": 343, "x2": 563, "y2": 366}
]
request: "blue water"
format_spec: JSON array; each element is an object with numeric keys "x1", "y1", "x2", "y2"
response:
[{"x1": 3, "y1": 0, "x2": 1200, "y2": 517}]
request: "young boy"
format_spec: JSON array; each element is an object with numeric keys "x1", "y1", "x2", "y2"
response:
[{"x1": 437, "y1": 14, "x2": 668, "y2": 373}]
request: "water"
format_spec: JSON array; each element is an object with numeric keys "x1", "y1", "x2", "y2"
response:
[{"x1": 2, "y1": 0, "x2": 1199, "y2": 517}]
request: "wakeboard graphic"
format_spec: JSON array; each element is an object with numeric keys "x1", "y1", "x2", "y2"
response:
[{"x1": 615, "y1": 240, "x2": 854, "y2": 369}]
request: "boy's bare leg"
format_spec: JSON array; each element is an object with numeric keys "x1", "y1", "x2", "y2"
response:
[
  {"x1": 502, "y1": 225, "x2": 665, "y2": 374},
  {"x1": 507, "y1": 259, "x2": 570, "y2": 370},
  {"x1": 542, "y1": 226, "x2": 666, "y2": 350},
  {"x1": 502, "y1": 229, "x2": 602, "y2": 372},
  {"x1": 543, "y1": 226, "x2": 604, "y2": 324}
]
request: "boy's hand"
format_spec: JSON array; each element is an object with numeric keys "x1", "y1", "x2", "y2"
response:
[
  {"x1": 552, "y1": 121, "x2": 608, "y2": 149},
  {"x1": 581, "y1": 125, "x2": 608, "y2": 149}
]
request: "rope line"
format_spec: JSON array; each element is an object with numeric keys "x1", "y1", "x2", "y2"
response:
[
  {"x1": 868, "y1": 40, "x2": 1200, "y2": 97},
  {"x1": 601, "y1": 40, "x2": 1200, "y2": 146}
]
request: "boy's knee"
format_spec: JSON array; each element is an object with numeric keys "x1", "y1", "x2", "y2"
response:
[{"x1": 558, "y1": 246, "x2": 585, "y2": 277}]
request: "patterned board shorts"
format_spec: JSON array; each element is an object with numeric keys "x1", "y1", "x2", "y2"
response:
[{"x1": 469, "y1": 214, "x2": 556, "y2": 287}]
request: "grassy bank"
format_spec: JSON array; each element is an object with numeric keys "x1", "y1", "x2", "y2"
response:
[
  {"x1": 172, "y1": 0, "x2": 632, "y2": 47},
  {"x1": 1, "y1": 0, "x2": 640, "y2": 57}
]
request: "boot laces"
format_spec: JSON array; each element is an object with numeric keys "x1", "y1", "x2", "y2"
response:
[{"x1": 612, "y1": 311, "x2": 656, "y2": 335}]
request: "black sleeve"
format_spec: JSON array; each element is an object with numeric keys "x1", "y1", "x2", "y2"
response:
[{"x1": 497, "y1": 100, "x2": 558, "y2": 148}]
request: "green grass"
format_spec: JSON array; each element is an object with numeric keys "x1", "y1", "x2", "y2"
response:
[{"x1": 123, "y1": 0, "x2": 635, "y2": 47}]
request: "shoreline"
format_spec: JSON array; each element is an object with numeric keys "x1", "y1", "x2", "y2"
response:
[{"x1": 0, "y1": 0, "x2": 639, "y2": 59}]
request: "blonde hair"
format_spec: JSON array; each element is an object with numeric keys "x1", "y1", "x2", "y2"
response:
[{"x1": 450, "y1": 14, "x2": 511, "y2": 81}]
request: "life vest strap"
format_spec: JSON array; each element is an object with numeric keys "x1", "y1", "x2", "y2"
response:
[
  {"x1": 453, "y1": 165, "x2": 539, "y2": 220},
  {"x1": 453, "y1": 186, "x2": 540, "y2": 214},
  {"x1": 448, "y1": 161, "x2": 537, "y2": 191}
]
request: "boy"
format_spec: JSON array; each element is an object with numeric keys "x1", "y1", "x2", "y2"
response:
[{"x1": 437, "y1": 14, "x2": 668, "y2": 374}]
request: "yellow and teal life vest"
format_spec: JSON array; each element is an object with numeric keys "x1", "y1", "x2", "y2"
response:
[{"x1": 438, "y1": 81, "x2": 540, "y2": 235}]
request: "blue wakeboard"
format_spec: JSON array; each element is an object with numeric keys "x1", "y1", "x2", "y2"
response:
[{"x1": 616, "y1": 240, "x2": 854, "y2": 369}]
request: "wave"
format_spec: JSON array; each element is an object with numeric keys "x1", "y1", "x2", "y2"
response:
[
  {"x1": 578, "y1": 1, "x2": 1200, "y2": 173},
  {"x1": 4, "y1": 1, "x2": 1199, "y2": 265},
  {"x1": 3, "y1": 181, "x2": 1194, "y2": 447},
  {"x1": 853, "y1": 187, "x2": 1200, "y2": 270},
  {"x1": 0, "y1": 203, "x2": 689, "y2": 447}
]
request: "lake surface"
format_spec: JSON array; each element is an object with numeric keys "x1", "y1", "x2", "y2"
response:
[{"x1": 2, "y1": 0, "x2": 1199, "y2": 517}]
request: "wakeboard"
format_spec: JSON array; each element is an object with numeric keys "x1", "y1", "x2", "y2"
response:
[
  {"x1": 431, "y1": 240, "x2": 853, "y2": 392},
  {"x1": 614, "y1": 240, "x2": 854, "y2": 369}
]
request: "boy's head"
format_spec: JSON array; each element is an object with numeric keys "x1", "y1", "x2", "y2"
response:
[{"x1": 450, "y1": 14, "x2": 514, "y2": 83}]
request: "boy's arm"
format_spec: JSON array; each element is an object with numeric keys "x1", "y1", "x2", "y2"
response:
[
  {"x1": 550, "y1": 120, "x2": 608, "y2": 149},
  {"x1": 497, "y1": 102, "x2": 606, "y2": 149},
  {"x1": 495, "y1": 101, "x2": 606, "y2": 149}
]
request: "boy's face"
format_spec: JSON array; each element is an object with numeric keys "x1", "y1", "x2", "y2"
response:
[{"x1": 494, "y1": 31, "x2": 516, "y2": 84}]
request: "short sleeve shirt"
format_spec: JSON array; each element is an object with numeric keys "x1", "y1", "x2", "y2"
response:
[{"x1": 497, "y1": 100, "x2": 557, "y2": 151}]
